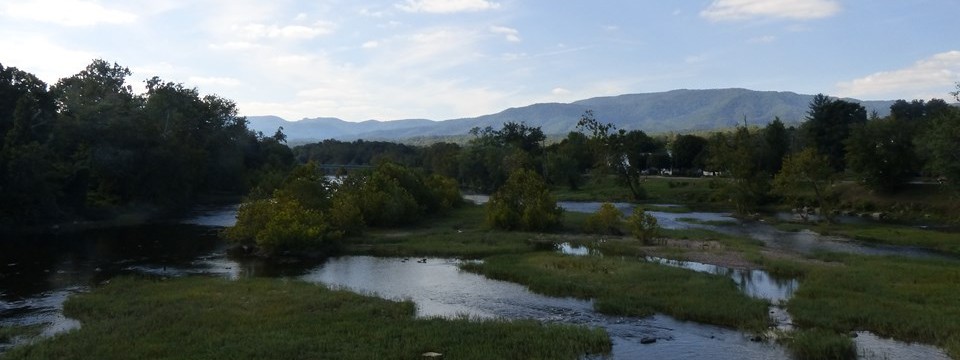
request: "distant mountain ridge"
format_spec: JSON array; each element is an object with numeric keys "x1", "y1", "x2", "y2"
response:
[{"x1": 247, "y1": 88, "x2": 897, "y2": 142}]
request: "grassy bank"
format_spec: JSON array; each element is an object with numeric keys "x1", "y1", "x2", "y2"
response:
[
  {"x1": 773, "y1": 221, "x2": 960, "y2": 256},
  {"x1": 788, "y1": 254, "x2": 960, "y2": 358},
  {"x1": 553, "y1": 176, "x2": 717, "y2": 205},
  {"x1": 2, "y1": 277, "x2": 611, "y2": 360},
  {"x1": 344, "y1": 205, "x2": 550, "y2": 258},
  {"x1": 461, "y1": 252, "x2": 770, "y2": 332}
]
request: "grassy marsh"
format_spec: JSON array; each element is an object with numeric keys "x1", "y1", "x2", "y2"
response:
[
  {"x1": 788, "y1": 254, "x2": 960, "y2": 358},
  {"x1": 1, "y1": 277, "x2": 611, "y2": 360},
  {"x1": 461, "y1": 252, "x2": 770, "y2": 332}
]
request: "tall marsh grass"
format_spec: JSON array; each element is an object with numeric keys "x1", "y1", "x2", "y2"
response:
[{"x1": 2, "y1": 277, "x2": 611, "y2": 360}]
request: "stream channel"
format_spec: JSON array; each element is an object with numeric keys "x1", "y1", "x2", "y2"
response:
[{"x1": 0, "y1": 202, "x2": 951, "y2": 359}]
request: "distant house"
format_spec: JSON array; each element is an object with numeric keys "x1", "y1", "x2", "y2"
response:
[{"x1": 702, "y1": 170, "x2": 720, "y2": 177}]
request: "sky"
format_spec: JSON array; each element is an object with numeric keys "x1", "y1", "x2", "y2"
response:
[{"x1": 1, "y1": 0, "x2": 958, "y2": 121}]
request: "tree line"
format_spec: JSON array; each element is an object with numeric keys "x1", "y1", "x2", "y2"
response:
[
  {"x1": 295, "y1": 90, "x2": 959, "y2": 221},
  {"x1": 0, "y1": 60, "x2": 294, "y2": 231}
]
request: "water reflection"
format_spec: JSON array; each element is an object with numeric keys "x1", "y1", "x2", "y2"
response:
[
  {"x1": 300, "y1": 256, "x2": 788, "y2": 359},
  {"x1": 552, "y1": 200, "x2": 952, "y2": 259},
  {"x1": 644, "y1": 257, "x2": 798, "y2": 303}
]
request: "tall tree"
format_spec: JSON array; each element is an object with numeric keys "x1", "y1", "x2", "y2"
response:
[
  {"x1": 773, "y1": 148, "x2": 838, "y2": 222},
  {"x1": 670, "y1": 134, "x2": 708, "y2": 173},
  {"x1": 845, "y1": 117, "x2": 917, "y2": 193},
  {"x1": 708, "y1": 127, "x2": 770, "y2": 216},
  {"x1": 760, "y1": 118, "x2": 790, "y2": 175},
  {"x1": 801, "y1": 94, "x2": 867, "y2": 171}
]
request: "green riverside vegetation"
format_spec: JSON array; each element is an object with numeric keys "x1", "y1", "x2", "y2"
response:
[
  {"x1": 462, "y1": 252, "x2": 770, "y2": 332},
  {"x1": 1, "y1": 277, "x2": 611, "y2": 360},
  {"x1": 788, "y1": 254, "x2": 960, "y2": 359}
]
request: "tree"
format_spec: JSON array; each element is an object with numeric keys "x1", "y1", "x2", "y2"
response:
[
  {"x1": 627, "y1": 207, "x2": 660, "y2": 244},
  {"x1": 773, "y1": 148, "x2": 838, "y2": 221},
  {"x1": 917, "y1": 107, "x2": 960, "y2": 191},
  {"x1": 760, "y1": 118, "x2": 790, "y2": 175},
  {"x1": 576, "y1": 111, "x2": 662, "y2": 200},
  {"x1": 486, "y1": 169, "x2": 563, "y2": 231},
  {"x1": 707, "y1": 127, "x2": 770, "y2": 216},
  {"x1": 671, "y1": 134, "x2": 708, "y2": 174},
  {"x1": 583, "y1": 203, "x2": 623, "y2": 235},
  {"x1": 845, "y1": 117, "x2": 917, "y2": 193},
  {"x1": 801, "y1": 94, "x2": 867, "y2": 171}
]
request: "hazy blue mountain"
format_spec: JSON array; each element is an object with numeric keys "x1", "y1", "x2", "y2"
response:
[{"x1": 247, "y1": 88, "x2": 897, "y2": 142}]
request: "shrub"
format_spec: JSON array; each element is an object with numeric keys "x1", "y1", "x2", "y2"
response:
[
  {"x1": 224, "y1": 197, "x2": 341, "y2": 254},
  {"x1": 627, "y1": 207, "x2": 660, "y2": 244},
  {"x1": 786, "y1": 328, "x2": 856, "y2": 360},
  {"x1": 486, "y1": 169, "x2": 563, "y2": 231},
  {"x1": 583, "y1": 203, "x2": 623, "y2": 235}
]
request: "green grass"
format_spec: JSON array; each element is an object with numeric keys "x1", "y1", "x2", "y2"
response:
[
  {"x1": 2, "y1": 277, "x2": 611, "y2": 360},
  {"x1": 0, "y1": 324, "x2": 43, "y2": 344},
  {"x1": 461, "y1": 252, "x2": 770, "y2": 332},
  {"x1": 784, "y1": 328, "x2": 857, "y2": 360},
  {"x1": 829, "y1": 225, "x2": 960, "y2": 256},
  {"x1": 345, "y1": 205, "x2": 543, "y2": 258},
  {"x1": 770, "y1": 220, "x2": 960, "y2": 256},
  {"x1": 553, "y1": 176, "x2": 718, "y2": 204},
  {"x1": 676, "y1": 217, "x2": 739, "y2": 226},
  {"x1": 787, "y1": 254, "x2": 960, "y2": 359}
]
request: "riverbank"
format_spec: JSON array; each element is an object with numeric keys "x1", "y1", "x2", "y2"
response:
[{"x1": 1, "y1": 276, "x2": 611, "y2": 360}]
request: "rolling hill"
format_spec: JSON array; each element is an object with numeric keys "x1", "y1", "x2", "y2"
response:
[{"x1": 247, "y1": 88, "x2": 897, "y2": 143}]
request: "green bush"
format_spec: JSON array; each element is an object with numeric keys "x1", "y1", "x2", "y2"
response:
[
  {"x1": 224, "y1": 197, "x2": 341, "y2": 254},
  {"x1": 786, "y1": 328, "x2": 856, "y2": 360},
  {"x1": 583, "y1": 203, "x2": 623, "y2": 235},
  {"x1": 486, "y1": 169, "x2": 563, "y2": 231},
  {"x1": 627, "y1": 207, "x2": 660, "y2": 244}
]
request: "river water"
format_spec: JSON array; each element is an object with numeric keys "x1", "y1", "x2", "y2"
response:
[{"x1": 0, "y1": 203, "x2": 951, "y2": 359}]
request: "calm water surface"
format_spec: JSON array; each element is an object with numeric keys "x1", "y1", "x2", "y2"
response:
[{"x1": 0, "y1": 203, "x2": 951, "y2": 359}]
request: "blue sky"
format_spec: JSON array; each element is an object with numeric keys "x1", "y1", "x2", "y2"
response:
[{"x1": 1, "y1": 0, "x2": 957, "y2": 121}]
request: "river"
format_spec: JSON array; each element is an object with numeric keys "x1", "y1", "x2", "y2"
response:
[{"x1": 0, "y1": 203, "x2": 951, "y2": 359}]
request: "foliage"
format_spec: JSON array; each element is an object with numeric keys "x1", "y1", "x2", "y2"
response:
[
  {"x1": 773, "y1": 148, "x2": 838, "y2": 221},
  {"x1": 917, "y1": 107, "x2": 960, "y2": 191},
  {"x1": 626, "y1": 207, "x2": 660, "y2": 244},
  {"x1": 760, "y1": 117, "x2": 791, "y2": 175},
  {"x1": 576, "y1": 111, "x2": 666, "y2": 200},
  {"x1": 801, "y1": 94, "x2": 867, "y2": 171},
  {"x1": 670, "y1": 134, "x2": 708, "y2": 173},
  {"x1": 707, "y1": 128, "x2": 771, "y2": 215},
  {"x1": 227, "y1": 161, "x2": 460, "y2": 253},
  {"x1": 462, "y1": 252, "x2": 770, "y2": 331},
  {"x1": 0, "y1": 60, "x2": 293, "y2": 229},
  {"x1": 788, "y1": 254, "x2": 960, "y2": 359},
  {"x1": 784, "y1": 328, "x2": 856, "y2": 360},
  {"x1": 2, "y1": 277, "x2": 612, "y2": 360},
  {"x1": 486, "y1": 169, "x2": 563, "y2": 231},
  {"x1": 583, "y1": 203, "x2": 624, "y2": 235},
  {"x1": 845, "y1": 117, "x2": 917, "y2": 193}
]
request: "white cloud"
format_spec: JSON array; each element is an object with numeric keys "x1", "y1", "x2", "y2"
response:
[
  {"x1": 490, "y1": 26, "x2": 520, "y2": 42},
  {"x1": 396, "y1": 0, "x2": 500, "y2": 14},
  {"x1": 362, "y1": 40, "x2": 380, "y2": 49},
  {"x1": 188, "y1": 76, "x2": 242, "y2": 87},
  {"x1": 209, "y1": 41, "x2": 264, "y2": 51},
  {"x1": 1, "y1": 0, "x2": 136, "y2": 26},
  {"x1": 551, "y1": 87, "x2": 571, "y2": 95},
  {"x1": 234, "y1": 21, "x2": 335, "y2": 40},
  {"x1": 836, "y1": 51, "x2": 960, "y2": 100},
  {"x1": 701, "y1": 0, "x2": 840, "y2": 21},
  {"x1": 0, "y1": 34, "x2": 97, "y2": 83}
]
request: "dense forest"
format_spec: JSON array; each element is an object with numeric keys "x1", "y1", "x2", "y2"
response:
[
  {"x1": 0, "y1": 60, "x2": 293, "y2": 231},
  {"x1": 294, "y1": 92, "x2": 960, "y2": 221},
  {"x1": 4, "y1": 58, "x2": 959, "y2": 234}
]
